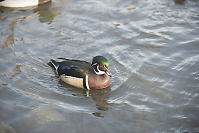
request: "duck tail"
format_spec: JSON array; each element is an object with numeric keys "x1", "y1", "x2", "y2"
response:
[{"x1": 48, "y1": 59, "x2": 59, "y2": 70}]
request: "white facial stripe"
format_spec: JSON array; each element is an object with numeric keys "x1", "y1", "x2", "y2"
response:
[
  {"x1": 96, "y1": 65, "x2": 105, "y2": 75},
  {"x1": 92, "y1": 63, "x2": 105, "y2": 75},
  {"x1": 92, "y1": 63, "x2": 97, "y2": 66}
]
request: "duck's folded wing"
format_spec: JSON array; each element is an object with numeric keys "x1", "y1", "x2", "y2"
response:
[{"x1": 57, "y1": 64, "x2": 85, "y2": 78}]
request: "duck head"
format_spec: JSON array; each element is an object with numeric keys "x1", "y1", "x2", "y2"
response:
[{"x1": 91, "y1": 56, "x2": 111, "y2": 77}]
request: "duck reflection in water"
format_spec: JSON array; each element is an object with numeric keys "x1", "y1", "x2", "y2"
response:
[
  {"x1": 34, "y1": 2, "x2": 57, "y2": 24},
  {"x1": 59, "y1": 79, "x2": 111, "y2": 117}
]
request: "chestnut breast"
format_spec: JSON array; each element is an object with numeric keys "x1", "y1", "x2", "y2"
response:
[{"x1": 88, "y1": 74, "x2": 110, "y2": 89}]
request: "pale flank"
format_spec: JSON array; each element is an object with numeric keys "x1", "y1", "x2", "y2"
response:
[{"x1": 60, "y1": 75, "x2": 84, "y2": 89}]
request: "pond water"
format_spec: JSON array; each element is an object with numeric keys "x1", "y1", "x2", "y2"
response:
[{"x1": 0, "y1": 0, "x2": 199, "y2": 133}]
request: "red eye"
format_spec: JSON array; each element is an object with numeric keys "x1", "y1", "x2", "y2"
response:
[{"x1": 100, "y1": 64, "x2": 103, "y2": 67}]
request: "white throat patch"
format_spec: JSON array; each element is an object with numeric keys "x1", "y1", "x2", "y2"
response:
[
  {"x1": 92, "y1": 63, "x2": 105, "y2": 75},
  {"x1": 95, "y1": 65, "x2": 105, "y2": 75}
]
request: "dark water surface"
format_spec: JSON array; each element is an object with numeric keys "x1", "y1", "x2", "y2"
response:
[{"x1": 0, "y1": 0, "x2": 199, "y2": 132}]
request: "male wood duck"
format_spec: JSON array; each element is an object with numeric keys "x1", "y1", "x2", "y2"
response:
[
  {"x1": 49, "y1": 56, "x2": 111, "y2": 90},
  {"x1": 0, "y1": 0, "x2": 50, "y2": 7}
]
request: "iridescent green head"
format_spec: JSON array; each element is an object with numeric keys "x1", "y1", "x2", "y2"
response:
[{"x1": 91, "y1": 56, "x2": 111, "y2": 76}]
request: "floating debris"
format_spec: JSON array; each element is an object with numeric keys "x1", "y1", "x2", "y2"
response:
[
  {"x1": 114, "y1": 23, "x2": 120, "y2": 26},
  {"x1": 10, "y1": 64, "x2": 25, "y2": 79}
]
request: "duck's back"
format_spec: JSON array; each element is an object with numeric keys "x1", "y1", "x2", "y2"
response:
[{"x1": 57, "y1": 59, "x2": 94, "y2": 78}]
